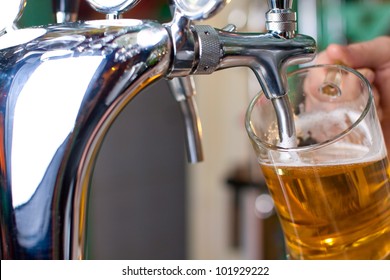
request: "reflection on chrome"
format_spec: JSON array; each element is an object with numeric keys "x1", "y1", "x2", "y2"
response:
[
  {"x1": 0, "y1": 28, "x2": 47, "y2": 49},
  {"x1": 1, "y1": 20, "x2": 172, "y2": 259},
  {"x1": 12, "y1": 57, "x2": 103, "y2": 207}
]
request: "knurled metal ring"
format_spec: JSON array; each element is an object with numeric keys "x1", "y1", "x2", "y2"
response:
[
  {"x1": 266, "y1": 21, "x2": 297, "y2": 32},
  {"x1": 266, "y1": 11, "x2": 296, "y2": 22},
  {"x1": 192, "y1": 25, "x2": 221, "y2": 75}
]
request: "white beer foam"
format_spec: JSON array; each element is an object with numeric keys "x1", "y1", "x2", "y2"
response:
[
  {"x1": 268, "y1": 142, "x2": 387, "y2": 167},
  {"x1": 270, "y1": 108, "x2": 387, "y2": 167}
]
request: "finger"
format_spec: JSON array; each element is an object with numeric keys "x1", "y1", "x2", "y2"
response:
[
  {"x1": 314, "y1": 50, "x2": 335, "y2": 64},
  {"x1": 372, "y1": 86, "x2": 382, "y2": 121},
  {"x1": 374, "y1": 66, "x2": 390, "y2": 107},
  {"x1": 357, "y1": 68, "x2": 375, "y2": 84},
  {"x1": 355, "y1": 68, "x2": 381, "y2": 116},
  {"x1": 326, "y1": 36, "x2": 390, "y2": 70}
]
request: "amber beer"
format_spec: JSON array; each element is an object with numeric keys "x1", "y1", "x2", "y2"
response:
[{"x1": 261, "y1": 151, "x2": 390, "y2": 260}]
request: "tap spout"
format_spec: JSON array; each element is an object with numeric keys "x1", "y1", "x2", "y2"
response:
[
  {"x1": 215, "y1": 31, "x2": 316, "y2": 99},
  {"x1": 187, "y1": 26, "x2": 315, "y2": 148},
  {"x1": 168, "y1": 21, "x2": 316, "y2": 98},
  {"x1": 168, "y1": 77, "x2": 204, "y2": 163}
]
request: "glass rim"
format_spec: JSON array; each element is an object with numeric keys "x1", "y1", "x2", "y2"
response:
[{"x1": 245, "y1": 64, "x2": 374, "y2": 153}]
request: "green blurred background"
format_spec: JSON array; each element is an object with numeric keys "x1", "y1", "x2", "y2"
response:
[
  {"x1": 316, "y1": 0, "x2": 390, "y2": 49},
  {"x1": 18, "y1": 0, "x2": 172, "y2": 27}
]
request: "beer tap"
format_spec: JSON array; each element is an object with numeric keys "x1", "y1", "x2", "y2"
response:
[
  {"x1": 266, "y1": 0, "x2": 300, "y2": 147},
  {"x1": 166, "y1": 1, "x2": 205, "y2": 163},
  {"x1": 0, "y1": 0, "x2": 316, "y2": 259}
]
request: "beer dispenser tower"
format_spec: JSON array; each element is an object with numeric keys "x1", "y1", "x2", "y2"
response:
[{"x1": 0, "y1": 0, "x2": 316, "y2": 259}]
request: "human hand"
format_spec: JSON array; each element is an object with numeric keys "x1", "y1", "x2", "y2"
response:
[{"x1": 316, "y1": 36, "x2": 390, "y2": 147}]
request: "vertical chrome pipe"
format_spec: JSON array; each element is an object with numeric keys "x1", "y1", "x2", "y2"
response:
[
  {"x1": 168, "y1": 77, "x2": 204, "y2": 163},
  {"x1": 53, "y1": 0, "x2": 80, "y2": 23},
  {"x1": 267, "y1": 0, "x2": 293, "y2": 9},
  {"x1": 266, "y1": 0, "x2": 299, "y2": 147}
]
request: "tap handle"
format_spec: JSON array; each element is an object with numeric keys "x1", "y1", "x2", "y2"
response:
[
  {"x1": 86, "y1": 0, "x2": 141, "y2": 19},
  {"x1": 168, "y1": 77, "x2": 204, "y2": 163},
  {"x1": 53, "y1": 0, "x2": 80, "y2": 23}
]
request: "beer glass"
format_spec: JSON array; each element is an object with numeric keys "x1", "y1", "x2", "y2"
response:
[{"x1": 245, "y1": 64, "x2": 390, "y2": 259}]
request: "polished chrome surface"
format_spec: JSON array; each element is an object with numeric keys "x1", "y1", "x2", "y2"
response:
[
  {"x1": 265, "y1": 0, "x2": 300, "y2": 148},
  {"x1": 166, "y1": 1, "x2": 204, "y2": 163},
  {"x1": 266, "y1": 0, "x2": 296, "y2": 39},
  {"x1": 168, "y1": 77, "x2": 204, "y2": 163},
  {"x1": 53, "y1": 0, "x2": 80, "y2": 23},
  {"x1": 272, "y1": 97, "x2": 297, "y2": 147},
  {"x1": 0, "y1": 0, "x2": 26, "y2": 33},
  {"x1": 164, "y1": 11, "x2": 196, "y2": 76},
  {"x1": 174, "y1": 0, "x2": 229, "y2": 21},
  {"x1": 86, "y1": 0, "x2": 141, "y2": 18},
  {"x1": 0, "y1": 0, "x2": 316, "y2": 259},
  {"x1": 0, "y1": 20, "x2": 171, "y2": 259},
  {"x1": 216, "y1": 31, "x2": 316, "y2": 98},
  {"x1": 268, "y1": 0, "x2": 293, "y2": 9}
]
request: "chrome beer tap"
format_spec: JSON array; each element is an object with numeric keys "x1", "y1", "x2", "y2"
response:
[{"x1": 0, "y1": 0, "x2": 316, "y2": 259}]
